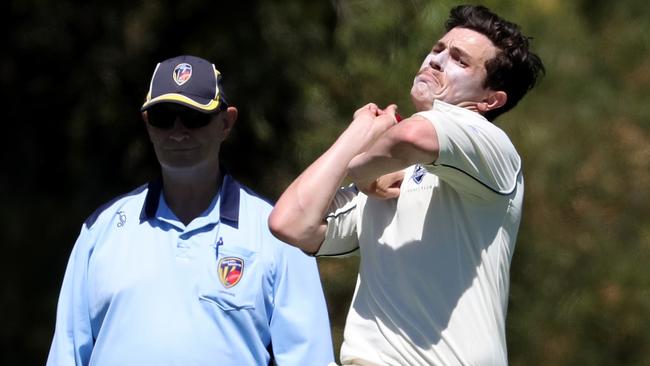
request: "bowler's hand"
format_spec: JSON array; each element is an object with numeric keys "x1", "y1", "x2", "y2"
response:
[
  {"x1": 351, "y1": 103, "x2": 399, "y2": 136},
  {"x1": 346, "y1": 103, "x2": 400, "y2": 163},
  {"x1": 356, "y1": 170, "x2": 404, "y2": 200}
]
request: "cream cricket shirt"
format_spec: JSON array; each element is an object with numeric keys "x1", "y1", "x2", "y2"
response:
[{"x1": 318, "y1": 101, "x2": 523, "y2": 366}]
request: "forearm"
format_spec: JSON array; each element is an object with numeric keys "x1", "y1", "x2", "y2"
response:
[
  {"x1": 269, "y1": 104, "x2": 397, "y2": 253},
  {"x1": 348, "y1": 142, "x2": 410, "y2": 188},
  {"x1": 348, "y1": 115, "x2": 439, "y2": 187},
  {"x1": 269, "y1": 143, "x2": 356, "y2": 253}
]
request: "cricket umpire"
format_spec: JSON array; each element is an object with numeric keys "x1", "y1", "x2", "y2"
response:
[{"x1": 47, "y1": 55, "x2": 334, "y2": 365}]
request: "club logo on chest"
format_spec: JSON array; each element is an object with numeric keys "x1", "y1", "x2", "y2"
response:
[{"x1": 218, "y1": 257, "x2": 244, "y2": 288}]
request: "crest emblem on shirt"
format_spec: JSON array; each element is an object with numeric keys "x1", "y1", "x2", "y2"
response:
[
  {"x1": 173, "y1": 63, "x2": 192, "y2": 85},
  {"x1": 218, "y1": 257, "x2": 244, "y2": 288},
  {"x1": 410, "y1": 164, "x2": 427, "y2": 185}
]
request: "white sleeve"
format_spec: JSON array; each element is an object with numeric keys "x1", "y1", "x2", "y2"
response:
[
  {"x1": 316, "y1": 185, "x2": 360, "y2": 257},
  {"x1": 417, "y1": 105, "x2": 522, "y2": 199}
]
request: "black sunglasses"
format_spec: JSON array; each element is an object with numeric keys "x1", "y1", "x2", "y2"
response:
[{"x1": 147, "y1": 104, "x2": 224, "y2": 129}]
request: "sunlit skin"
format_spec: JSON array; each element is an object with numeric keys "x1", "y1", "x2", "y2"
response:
[
  {"x1": 410, "y1": 27, "x2": 506, "y2": 113},
  {"x1": 351, "y1": 28, "x2": 508, "y2": 199},
  {"x1": 268, "y1": 27, "x2": 516, "y2": 250}
]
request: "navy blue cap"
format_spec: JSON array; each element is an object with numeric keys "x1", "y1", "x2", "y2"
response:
[{"x1": 141, "y1": 55, "x2": 227, "y2": 112}]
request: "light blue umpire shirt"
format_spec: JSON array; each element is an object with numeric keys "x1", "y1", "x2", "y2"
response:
[{"x1": 47, "y1": 174, "x2": 334, "y2": 365}]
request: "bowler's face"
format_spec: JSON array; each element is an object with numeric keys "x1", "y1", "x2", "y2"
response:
[{"x1": 411, "y1": 27, "x2": 498, "y2": 111}]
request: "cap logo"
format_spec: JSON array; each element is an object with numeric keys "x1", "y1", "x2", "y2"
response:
[
  {"x1": 218, "y1": 257, "x2": 244, "y2": 288},
  {"x1": 172, "y1": 63, "x2": 192, "y2": 86}
]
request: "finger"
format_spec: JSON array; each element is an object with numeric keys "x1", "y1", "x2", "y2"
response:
[
  {"x1": 368, "y1": 103, "x2": 380, "y2": 116},
  {"x1": 354, "y1": 103, "x2": 379, "y2": 119},
  {"x1": 383, "y1": 187, "x2": 401, "y2": 199},
  {"x1": 384, "y1": 104, "x2": 398, "y2": 114},
  {"x1": 382, "y1": 104, "x2": 400, "y2": 124},
  {"x1": 388, "y1": 178, "x2": 403, "y2": 189}
]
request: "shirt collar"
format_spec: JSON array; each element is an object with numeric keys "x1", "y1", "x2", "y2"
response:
[
  {"x1": 432, "y1": 100, "x2": 487, "y2": 121},
  {"x1": 139, "y1": 171, "x2": 241, "y2": 228}
]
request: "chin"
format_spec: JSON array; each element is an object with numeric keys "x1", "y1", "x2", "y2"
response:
[
  {"x1": 160, "y1": 159, "x2": 201, "y2": 171},
  {"x1": 410, "y1": 97, "x2": 434, "y2": 112},
  {"x1": 410, "y1": 95, "x2": 432, "y2": 112}
]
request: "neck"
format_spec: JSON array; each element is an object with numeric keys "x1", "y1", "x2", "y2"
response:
[{"x1": 161, "y1": 164, "x2": 222, "y2": 225}]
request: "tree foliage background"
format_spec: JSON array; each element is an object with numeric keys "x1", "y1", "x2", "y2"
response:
[{"x1": 2, "y1": 0, "x2": 649, "y2": 364}]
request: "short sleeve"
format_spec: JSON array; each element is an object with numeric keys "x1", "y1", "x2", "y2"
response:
[
  {"x1": 269, "y1": 243, "x2": 334, "y2": 365},
  {"x1": 417, "y1": 101, "x2": 522, "y2": 199},
  {"x1": 47, "y1": 224, "x2": 95, "y2": 366},
  {"x1": 316, "y1": 185, "x2": 360, "y2": 257}
]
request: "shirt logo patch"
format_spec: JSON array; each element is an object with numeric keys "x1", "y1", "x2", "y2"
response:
[
  {"x1": 218, "y1": 257, "x2": 244, "y2": 288},
  {"x1": 410, "y1": 164, "x2": 427, "y2": 185},
  {"x1": 172, "y1": 63, "x2": 192, "y2": 86}
]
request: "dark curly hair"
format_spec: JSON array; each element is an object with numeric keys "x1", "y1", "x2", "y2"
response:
[{"x1": 446, "y1": 5, "x2": 545, "y2": 121}]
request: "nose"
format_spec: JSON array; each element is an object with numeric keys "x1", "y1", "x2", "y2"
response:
[
  {"x1": 428, "y1": 51, "x2": 446, "y2": 72},
  {"x1": 169, "y1": 118, "x2": 189, "y2": 141}
]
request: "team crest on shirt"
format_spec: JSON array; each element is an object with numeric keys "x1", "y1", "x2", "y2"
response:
[
  {"x1": 173, "y1": 63, "x2": 192, "y2": 85},
  {"x1": 410, "y1": 164, "x2": 427, "y2": 184},
  {"x1": 218, "y1": 257, "x2": 244, "y2": 288}
]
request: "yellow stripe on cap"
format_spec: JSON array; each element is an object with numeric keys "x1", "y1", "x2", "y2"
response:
[{"x1": 141, "y1": 93, "x2": 222, "y2": 112}]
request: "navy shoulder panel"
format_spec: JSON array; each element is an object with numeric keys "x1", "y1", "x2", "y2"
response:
[{"x1": 83, "y1": 184, "x2": 148, "y2": 228}]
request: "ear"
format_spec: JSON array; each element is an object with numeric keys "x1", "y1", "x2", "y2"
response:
[
  {"x1": 221, "y1": 106, "x2": 238, "y2": 137},
  {"x1": 141, "y1": 110, "x2": 155, "y2": 142},
  {"x1": 477, "y1": 91, "x2": 507, "y2": 113}
]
